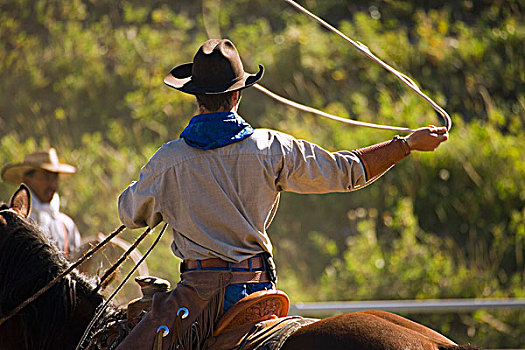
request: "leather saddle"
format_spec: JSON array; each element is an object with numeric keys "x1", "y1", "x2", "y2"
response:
[{"x1": 214, "y1": 289, "x2": 290, "y2": 335}]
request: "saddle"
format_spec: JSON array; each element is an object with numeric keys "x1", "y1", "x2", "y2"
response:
[
  {"x1": 214, "y1": 289, "x2": 290, "y2": 335},
  {"x1": 204, "y1": 316, "x2": 317, "y2": 350}
]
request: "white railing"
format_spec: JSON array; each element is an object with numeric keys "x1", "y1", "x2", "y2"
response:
[
  {"x1": 289, "y1": 298, "x2": 525, "y2": 316},
  {"x1": 290, "y1": 299, "x2": 525, "y2": 350}
]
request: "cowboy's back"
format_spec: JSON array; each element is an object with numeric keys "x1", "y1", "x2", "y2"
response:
[{"x1": 119, "y1": 128, "x2": 367, "y2": 263}]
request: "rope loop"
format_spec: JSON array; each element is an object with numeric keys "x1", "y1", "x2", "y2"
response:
[{"x1": 275, "y1": 0, "x2": 452, "y2": 132}]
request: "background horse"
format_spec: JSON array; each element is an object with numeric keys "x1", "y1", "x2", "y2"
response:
[{"x1": 0, "y1": 185, "x2": 480, "y2": 350}]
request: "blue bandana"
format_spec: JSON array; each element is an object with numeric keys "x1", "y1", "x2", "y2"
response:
[{"x1": 180, "y1": 111, "x2": 254, "y2": 150}]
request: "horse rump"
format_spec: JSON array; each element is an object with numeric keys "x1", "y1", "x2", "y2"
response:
[{"x1": 439, "y1": 346, "x2": 482, "y2": 350}]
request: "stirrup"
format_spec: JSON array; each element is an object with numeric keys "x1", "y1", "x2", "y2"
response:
[{"x1": 214, "y1": 290, "x2": 289, "y2": 336}]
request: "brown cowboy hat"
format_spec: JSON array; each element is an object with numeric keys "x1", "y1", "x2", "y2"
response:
[
  {"x1": 164, "y1": 39, "x2": 264, "y2": 95},
  {"x1": 1, "y1": 148, "x2": 76, "y2": 184}
]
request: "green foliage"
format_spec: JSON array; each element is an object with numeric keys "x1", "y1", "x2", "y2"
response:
[{"x1": 0, "y1": 0, "x2": 523, "y2": 347}]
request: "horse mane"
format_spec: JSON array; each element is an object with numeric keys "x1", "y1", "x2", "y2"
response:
[{"x1": 0, "y1": 208, "x2": 112, "y2": 349}]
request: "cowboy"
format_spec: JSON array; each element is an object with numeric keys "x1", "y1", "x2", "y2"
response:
[
  {"x1": 1, "y1": 148, "x2": 81, "y2": 257},
  {"x1": 117, "y1": 39, "x2": 448, "y2": 349}
]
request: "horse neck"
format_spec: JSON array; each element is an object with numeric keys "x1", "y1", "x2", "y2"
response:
[
  {"x1": 0, "y1": 275, "x2": 104, "y2": 350},
  {"x1": 49, "y1": 284, "x2": 105, "y2": 350},
  {"x1": 0, "y1": 213, "x2": 106, "y2": 349}
]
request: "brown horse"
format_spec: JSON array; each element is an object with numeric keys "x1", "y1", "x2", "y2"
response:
[
  {"x1": 281, "y1": 311, "x2": 479, "y2": 350},
  {"x1": 0, "y1": 185, "x2": 480, "y2": 350}
]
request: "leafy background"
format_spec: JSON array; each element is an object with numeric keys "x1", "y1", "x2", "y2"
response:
[{"x1": 0, "y1": 0, "x2": 524, "y2": 347}]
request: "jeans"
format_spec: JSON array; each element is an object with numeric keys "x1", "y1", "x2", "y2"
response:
[{"x1": 223, "y1": 282, "x2": 274, "y2": 313}]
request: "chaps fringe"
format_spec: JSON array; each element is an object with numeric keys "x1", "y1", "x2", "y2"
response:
[{"x1": 171, "y1": 287, "x2": 225, "y2": 350}]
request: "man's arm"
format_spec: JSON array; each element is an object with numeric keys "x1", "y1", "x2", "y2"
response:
[
  {"x1": 353, "y1": 126, "x2": 448, "y2": 181},
  {"x1": 118, "y1": 170, "x2": 164, "y2": 229}
]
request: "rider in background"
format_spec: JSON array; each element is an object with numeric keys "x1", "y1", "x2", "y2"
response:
[
  {"x1": 1, "y1": 148, "x2": 81, "y2": 258},
  {"x1": 117, "y1": 39, "x2": 448, "y2": 349}
]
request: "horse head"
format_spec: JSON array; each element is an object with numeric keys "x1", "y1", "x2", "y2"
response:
[{"x1": 0, "y1": 185, "x2": 108, "y2": 350}]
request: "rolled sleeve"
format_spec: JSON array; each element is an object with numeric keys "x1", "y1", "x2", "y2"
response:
[
  {"x1": 277, "y1": 138, "x2": 367, "y2": 193},
  {"x1": 118, "y1": 168, "x2": 163, "y2": 229}
]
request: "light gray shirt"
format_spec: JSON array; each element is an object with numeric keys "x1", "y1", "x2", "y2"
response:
[
  {"x1": 29, "y1": 190, "x2": 82, "y2": 255},
  {"x1": 118, "y1": 128, "x2": 367, "y2": 262}
]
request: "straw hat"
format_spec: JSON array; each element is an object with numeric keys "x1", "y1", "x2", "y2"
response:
[
  {"x1": 1, "y1": 148, "x2": 76, "y2": 184},
  {"x1": 164, "y1": 39, "x2": 263, "y2": 95}
]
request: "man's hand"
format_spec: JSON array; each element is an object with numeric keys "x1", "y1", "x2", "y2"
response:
[{"x1": 405, "y1": 126, "x2": 449, "y2": 152}]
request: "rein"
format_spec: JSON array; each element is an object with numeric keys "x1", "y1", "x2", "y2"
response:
[
  {"x1": 254, "y1": 0, "x2": 452, "y2": 133},
  {"x1": 75, "y1": 223, "x2": 168, "y2": 350},
  {"x1": 93, "y1": 226, "x2": 152, "y2": 294}
]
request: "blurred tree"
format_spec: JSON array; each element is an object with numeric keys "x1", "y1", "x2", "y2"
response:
[{"x1": 0, "y1": 0, "x2": 523, "y2": 347}]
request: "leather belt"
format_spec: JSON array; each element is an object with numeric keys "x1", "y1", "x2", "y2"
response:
[
  {"x1": 181, "y1": 256, "x2": 265, "y2": 272},
  {"x1": 181, "y1": 270, "x2": 272, "y2": 284}
]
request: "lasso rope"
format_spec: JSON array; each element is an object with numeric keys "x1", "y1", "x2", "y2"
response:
[
  {"x1": 253, "y1": 84, "x2": 416, "y2": 132},
  {"x1": 254, "y1": 0, "x2": 452, "y2": 133}
]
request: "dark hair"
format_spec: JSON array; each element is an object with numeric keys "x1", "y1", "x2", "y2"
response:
[
  {"x1": 23, "y1": 169, "x2": 36, "y2": 177},
  {"x1": 196, "y1": 91, "x2": 240, "y2": 111}
]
